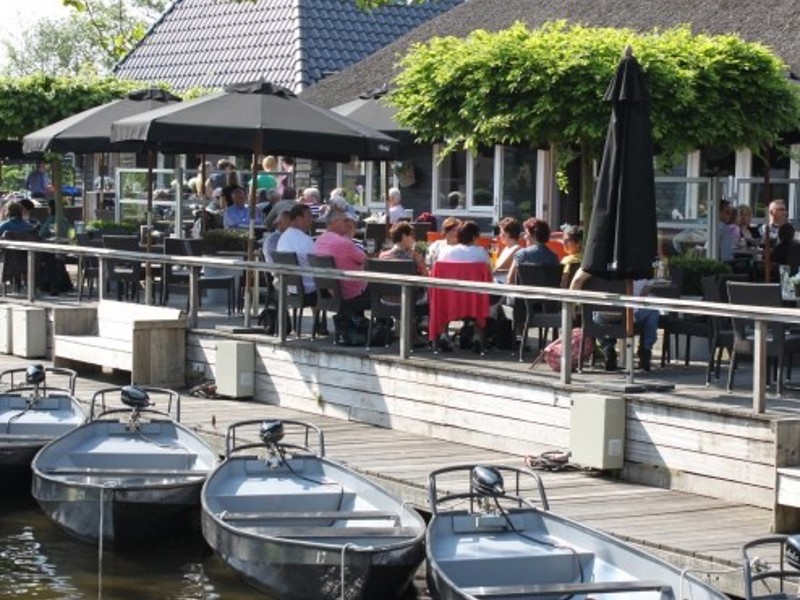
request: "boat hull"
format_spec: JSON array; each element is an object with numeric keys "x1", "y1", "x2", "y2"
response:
[
  {"x1": 0, "y1": 394, "x2": 85, "y2": 469},
  {"x1": 202, "y1": 455, "x2": 426, "y2": 600},
  {"x1": 31, "y1": 417, "x2": 216, "y2": 549},
  {"x1": 426, "y1": 508, "x2": 728, "y2": 600}
]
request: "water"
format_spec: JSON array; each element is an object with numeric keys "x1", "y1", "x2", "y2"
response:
[{"x1": 0, "y1": 473, "x2": 426, "y2": 599}]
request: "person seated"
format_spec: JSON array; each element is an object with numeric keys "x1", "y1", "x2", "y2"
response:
[
  {"x1": 262, "y1": 210, "x2": 291, "y2": 263},
  {"x1": 300, "y1": 187, "x2": 323, "y2": 220},
  {"x1": 560, "y1": 225, "x2": 583, "y2": 287},
  {"x1": 313, "y1": 208, "x2": 370, "y2": 338},
  {"x1": 506, "y1": 217, "x2": 559, "y2": 284},
  {"x1": 570, "y1": 269, "x2": 659, "y2": 372},
  {"x1": 434, "y1": 220, "x2": 490, "y2": 353},
  {"x1": 772, "y1": 222, "x2": 797, "y2": 266},
  {"x1": 276, "y1": 203, "x2": 317, "y2": 299},
  {"x1": 736, "y1": 204, "x2": 760, "y2": 247},
  {"x1": 38, "y1": 199, "x2": 68, "y2": 239},
  {"x1": 379, "y1": 221, "x2": 428, "y2": 276},
  {"x1": 222, "y1": 185, "x2": 254, "y2": 229},
  {"x1": 18, "y1": 199, "x2": 40, "y2": 229},
  {"x1": 0, "y1": 202, "x2": 34, "y2": 235},
  {"x1": 493, "y1": 217, "x2": 522, "y2": 281},
  {"x1": 387, "y1": 187, "x2": 406, "y2": 224}
]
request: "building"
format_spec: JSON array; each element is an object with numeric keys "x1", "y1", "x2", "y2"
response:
[{"x1": 301, "y1": 0, "x2": 800, "y2": 248}]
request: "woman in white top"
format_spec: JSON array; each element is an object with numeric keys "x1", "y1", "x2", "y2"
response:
[
  {"x1": 493, "y1": 217, "x2": 522, "y2": 279},
  {"x1": 426, "y1": 216, "x2": 461, "y2": 265},
  {"x1": 440, "y1": 220, "x2": 490, "y2": 263}
]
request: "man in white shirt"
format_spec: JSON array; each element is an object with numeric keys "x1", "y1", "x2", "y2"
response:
[{"x1": 276, "y1": 203, "x2": 316, "y2": 296}]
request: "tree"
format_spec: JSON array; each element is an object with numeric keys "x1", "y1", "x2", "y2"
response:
[
  {"x1": 390, "y1": 22, "x2": 800, "y2": 224},
  {"x1": 4, "y1": 0, "x2": 167, "y2": 76}
]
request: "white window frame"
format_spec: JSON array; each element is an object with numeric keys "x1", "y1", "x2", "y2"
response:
[{"x1": 431, "y1": 144, "x2": 496, "y2": 216}]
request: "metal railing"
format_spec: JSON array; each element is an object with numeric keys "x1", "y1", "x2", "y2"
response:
[{"x1": 2, "y1": 237, "x2": 799, "y2": 414}]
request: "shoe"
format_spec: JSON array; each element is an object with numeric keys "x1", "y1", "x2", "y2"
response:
[
  {"x1": 472, "y1": 338, "x2": 484, "y2": 355},
  {"x1": 638, "y1": 348, "x2": 652, "y2": 372},
  {"x1": 603, "y1": 348, "x2": 618, "y2": 371},
  {"x1": 436, "y1": 334, "x2": 453, "y2": 353}
]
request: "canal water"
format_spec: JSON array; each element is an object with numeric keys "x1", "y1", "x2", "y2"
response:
[{"x1": 0, "y1": 473, "x2": 426, "y2": 599}]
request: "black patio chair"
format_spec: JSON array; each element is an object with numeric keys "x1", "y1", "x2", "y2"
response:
[
  {"x1": 515, "y1": 263, "x2": 564, "y2": 362},
  {"x1": 271, "y1": 251, "x2": 318, "y2": 337},
  {"x1": 308, "y1": 254, "x2": 344, "y2": 343},
  {"x1": 365, "y1": 258, "x2": 421, "y2": 349}
]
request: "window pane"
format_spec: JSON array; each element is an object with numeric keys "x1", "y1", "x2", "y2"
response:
[
  {"x1": 435, "y1": 150, "x2": 466, "y2": 210},
  {"x1": 471, "y1": 147, "x2": 494, "y2": 207},
  {"x1": 338, "y1": 159, "x2": 365, "y2": 204},
  {"x1": 501, "y1": 147, "x2": 537, "y2": 220}
]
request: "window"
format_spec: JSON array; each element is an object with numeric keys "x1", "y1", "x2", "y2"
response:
[
  {"x1": 501, "y1": 147, "x2": 537, "y2": 220},
  {"x1": 432, "y1": 145, "x2": 496, "y2": 212}
]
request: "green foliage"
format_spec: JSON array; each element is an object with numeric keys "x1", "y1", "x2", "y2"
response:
[
  {"x1": 390, "y1": 22, "x2": 800, "y2": 160},
  {"x1": 201, "y1": 229, "x2": 249, "y2": 254},
  {"x1": 669, "y1": 254, "x2": 732, "y2": 296},
  {"x1": 0, "y1": 74, "x2": 169, "y2": 140},
  {"x1": 87, "y1": 219, "x2": 140, "y2": 233}
]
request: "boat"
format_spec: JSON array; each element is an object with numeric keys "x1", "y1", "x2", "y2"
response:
[
  {"x1": 31, "y1": 385, "x2": 217, "y2": 548},
  {"x1": 427, "y1": 464, "x2": 731, "y2": 600},
  {"x1": 742, "y1": 534, "x2": 800, "y2": 600},
  {"x1": 201, "y1": 419, "x2": 426, "y2": 600},
  {"x1": 0, "y1": 364, "x2": 85, "y2": 468}
]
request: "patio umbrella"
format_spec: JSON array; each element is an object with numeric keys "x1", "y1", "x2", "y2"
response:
[
  {"x1": 331, "y1": 85, "x2": 407, "y2": 136},
  {"x1": 581, "y1": 46, "x2": 658, "y2": 382},
  {"x1": 111, "y1": 80, "x2": 401, "y2": 325},
  {"x1": 23, "y1": 88, "x2": 182, "y2": 304}
]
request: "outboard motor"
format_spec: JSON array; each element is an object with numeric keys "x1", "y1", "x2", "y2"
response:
[
  {"x1": 786, "y1": 535, "x2": 800, "y2": 571},
  {"x1": 25, "y1": 364, "x2": 46, "y2": 387},
  {"x1": 120, "y1": 386, "x2": 151, "y2": 410},
  {"x1": 260, "y1": 420, "x2": 285, "y2": 446},
  {"x1": 472, "y1": 465, "x2": 505, "y2": 497}
]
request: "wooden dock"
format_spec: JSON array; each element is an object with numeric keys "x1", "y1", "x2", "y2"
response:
[{"x1": 0, "y1": 349, "x2": 770, "y2": 597}]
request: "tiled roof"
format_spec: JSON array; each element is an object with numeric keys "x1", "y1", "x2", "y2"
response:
[
  {"x1": 113, "y1": 0, "x2": 464, "y2": 92},
  {"x1": 301, "y1": 0, "x2": 800, "y2": 109}
]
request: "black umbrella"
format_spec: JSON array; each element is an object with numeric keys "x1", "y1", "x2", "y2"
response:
[
  {"x1": 23, "y1": 88, "x2": 182, "y2": 304},
  {"x1": 111, "y1": 80, "x2": 400, "y2": 325},
  {"x1": 330, "y1": 85, "x2": 407, "y2": 136},
  {"x1": 583, "y1": 47, "x2": 657, "y2": 279},
  {"x1": 23, "y1": 88, "x2": 182, "y2": 155},
  {"x1": 581, "y1": 46, "x2": 658, "y2": 380}
]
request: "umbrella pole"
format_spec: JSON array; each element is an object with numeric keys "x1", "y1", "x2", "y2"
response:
[
  {"x1": 244, "y1": 136, "x2": 262, "y2": 327},
  {"x1": 625, "y1": 278, "x2": 635, "y2": 384},
  {"x1": 145, "y1": 149, "x2": 154, "y2": 306}
]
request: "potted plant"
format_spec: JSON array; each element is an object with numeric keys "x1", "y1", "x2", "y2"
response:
[
  {"x1": 668, "y1": 254, "x2": 732, "y2": 297},
  {"x1": 200, "y1": 229, "x2": 249, "y2": 255},
  {"x1": 86, "y1": 219, "x2": 141, "y2": 237}
]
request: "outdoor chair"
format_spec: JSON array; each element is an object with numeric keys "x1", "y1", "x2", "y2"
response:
[
  {"x1": 726, "y1": 281, "x2": 800, "y2": 395},
  {"x1": 365, "y1": 258, "x2": 423, "y2": 349},
  {"x1": 514, "y1": 263, "x2": 564, "y2": 362},
  {"x1": 0, "y1": 230, "x2": 39, "y2": 295},
  {"x1": 101, "y1": 235, "x2": 142, "y2": 302},
  {"x1": 364, "y1": 223, "x2": 387, "y2": 254},
  {"x1": 163, "y1": 237, "x2": 235, "y2": 315},
  {"x1": 75, "y1": 233, "x2": 102, "y2": 300},
  {"x1": 578, "y1": 276, "x2": 640, "y2": 371},
  {"x1": 308, "y1": 254, "x2": 344, "y2": 342},
  {"x1": 648, "y1": 282, "x2": 710, "y2": 368},
  {"x1": 700, "y1": 274, "x2": 745, "y2": 385},
  {"x1": 270, "y1": 251, "x2": 318, "y2": 337}
]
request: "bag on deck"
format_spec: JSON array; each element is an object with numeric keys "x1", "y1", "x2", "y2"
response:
[{"x1": 531, "y1": 328, "x2": 594, "y2": 372}]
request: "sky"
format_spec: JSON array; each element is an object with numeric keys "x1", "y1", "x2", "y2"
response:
[{"x1": 0, "y1": 0, "x2": 72, "y2": 68}]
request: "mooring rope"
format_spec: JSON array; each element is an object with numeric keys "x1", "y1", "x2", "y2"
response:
[{"x1": 340, "y1": 543, "x2": 355, "y2": 600}]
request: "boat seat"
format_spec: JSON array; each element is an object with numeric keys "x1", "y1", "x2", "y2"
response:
[
  {"x1": 461, "y1": 580, "x2": 673, "y2": 598},
  {"x1": 68, "y1": 452, "x2": 199, "y2": 470},
  {"x1": 220, "y1": 510, "x2": 399, "y2": 522},
  {"x1": 214, "y1": 490, "x2": 353, "y2": 513},
  {"x1": 247, "y1": 526, "x2": 420, "y2": 539}
]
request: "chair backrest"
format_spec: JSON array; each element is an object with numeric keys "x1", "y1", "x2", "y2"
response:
[
  {"x1": 579, "y1": 276, "x2": 628, "y2": 339},
  {"x1": 365, "y1": 223, "x2": 387, "y2": 251},
  {"x1": 308, "y1": 254, "x2": 342, "y2": 311},
  {"x1": 164, "y1": 237, "x2": 203, "y2": 257},
  {"x1": 102, "y1": 235, "x2": 138, "y2": 251},
  {"x1": 0, "y1": 229, "x2": 38, "y2": 282},
  {"x1": 271, "y1": 250, "x2": 305, "y2": 295},
  {"x1": 787, "y1": 243, "x2": 800, "y2": 276},
  {"x1": 726, "y1": 282, "x2": 781, "y2": 308},
  {"x1": 412, "y1": 222, "x2": 433, "y2": 241},
  {"x1": 64, "y1": 206, "x2": 83, "y2": 225},
  {"x1": 516, "y1": 263, "x2": 563, "y2": 312},
  {"x1": 366, "y1": 258, "x2": 417, "y2": 315}
]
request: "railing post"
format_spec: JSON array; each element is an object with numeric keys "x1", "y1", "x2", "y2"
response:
[
  {"x1": 277, "y1": 272, "x2": 288, "y2": 342},
  {"x1": 98, "y1": 256, "x2": 106, "y2": 301},
  {"x1": 26, "y1": 250, "x2": 35, "y2": 303},
  {"x1": 77, "y1": 255, "x2": 84, "y2": 304},
  {"x1": 753, "y1": 318, "x2": 767, "y2": 413},
  {"x1": 560, "y1": 301, "x2": 573, "y2": 385},
  {"x1": 399, "y1": 284, "x2": 412, "y2": 359},
  {"x1": 188, "y1": 267, "x2": 199, "y2": 328}
]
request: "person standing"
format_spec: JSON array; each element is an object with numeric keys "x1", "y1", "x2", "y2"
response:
[
  {"x1": 25, "y1": 161, "x2": 52, "y2": 199},
  {"x1": 387, "y1": 187, "x2": 406, "y2": 223}
]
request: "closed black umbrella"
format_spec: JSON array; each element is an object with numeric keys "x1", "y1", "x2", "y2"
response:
[
  {"x1": 111, "y1": 80, "x2": 400, "y2": 325},
  {"x1": 582, "y1": 46, "x2": 657, "y2": 280}
]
